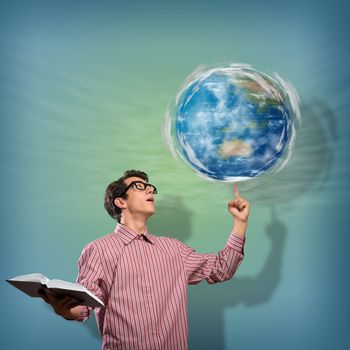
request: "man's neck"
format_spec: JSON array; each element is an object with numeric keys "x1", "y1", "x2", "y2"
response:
[{"x1": 120, "y1": 216, "x2": 148, "y2": 235}]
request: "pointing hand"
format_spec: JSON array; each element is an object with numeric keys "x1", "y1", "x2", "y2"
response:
[{"x1": 228, "y1": 183, "x2": 250, "y2": 223}]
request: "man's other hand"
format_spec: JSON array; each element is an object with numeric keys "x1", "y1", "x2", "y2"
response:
[{"x1": 40, "y1": 290, "x2": 82, "y2": 320}]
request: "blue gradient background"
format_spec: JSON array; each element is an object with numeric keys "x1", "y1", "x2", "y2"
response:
[{"x1": 1, "y1": 1, "x2": 349, "y2": 349}]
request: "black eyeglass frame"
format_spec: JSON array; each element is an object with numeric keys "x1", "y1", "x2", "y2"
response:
[{"x1": 118, "y1": 181, "x2": 157, "y2": 197}]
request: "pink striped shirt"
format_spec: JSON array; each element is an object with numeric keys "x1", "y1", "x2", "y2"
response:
[{"x1": 76, "y1": 223, "x2": 245, "y2": 350}]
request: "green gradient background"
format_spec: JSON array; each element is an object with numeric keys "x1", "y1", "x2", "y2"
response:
[{"x1": 1, "y1": 1, "x2": 349, "y2": 349}]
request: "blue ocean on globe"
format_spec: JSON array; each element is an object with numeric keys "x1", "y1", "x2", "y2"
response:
[{"x1": 164, "y1": 64, "x2": 300, "y2": 182}]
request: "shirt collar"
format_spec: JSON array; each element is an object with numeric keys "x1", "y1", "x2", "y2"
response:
[{"x1": 114, "y1": 223, "x2": 155, "y2": 245}]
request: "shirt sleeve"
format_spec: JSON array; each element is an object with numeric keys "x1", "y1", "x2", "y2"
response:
[
  {"x1": 176, "y1": 231, "x2": 245, "y2": 285},
  {"x1": 74, "y1": 242, "x2": 106, "y2": 321}
]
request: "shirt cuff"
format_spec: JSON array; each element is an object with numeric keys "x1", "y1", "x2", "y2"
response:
[
  {"x1": 226, "y1": 231, "x2": 245, "y2": 254},
  {"x1": 75, "y1": 305, "x2": 91, "y2": 322}
]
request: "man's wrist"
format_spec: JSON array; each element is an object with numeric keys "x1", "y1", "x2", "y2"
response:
[{"x1": 233, "y1": 220, "x2": 247, "y2": 238}]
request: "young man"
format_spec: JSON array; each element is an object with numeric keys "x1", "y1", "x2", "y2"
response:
[{"x1": 42, "y1": 169, "x2": 250, "y2": 350}]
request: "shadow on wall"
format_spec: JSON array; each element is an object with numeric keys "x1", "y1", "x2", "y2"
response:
[
  {"x1": 188, "y1": 206, "x2": 286, "y2": 350},
  {"x1": 80, "y1": 100, "x2": 337, "y2": 349},
  {"x1": 147, "y1": 195, "x2": 193, "y2": 242},
  {"x1": 237, "y1": 99, "x2": 338, "y2": 205}
]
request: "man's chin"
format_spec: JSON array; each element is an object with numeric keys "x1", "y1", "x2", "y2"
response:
[{"x1": 145, "y1": 208, "x2": 156, "y2": 218}]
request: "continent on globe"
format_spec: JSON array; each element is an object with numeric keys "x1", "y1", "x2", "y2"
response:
[
  {"x1": 218, "y1": 139, "x2": 252, "y2": 159},
  {"x1": 164, "y1": 63, "x2": 300, "y2": 182}
]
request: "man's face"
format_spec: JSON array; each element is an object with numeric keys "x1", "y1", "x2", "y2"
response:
[{"x1": 118, "y1": 176, "x2": 156, "y2": 219}]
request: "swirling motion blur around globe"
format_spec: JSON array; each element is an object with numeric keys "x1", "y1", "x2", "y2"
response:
[{"x1": 164, "y1": 64, "x2": 301, "y2": 182}]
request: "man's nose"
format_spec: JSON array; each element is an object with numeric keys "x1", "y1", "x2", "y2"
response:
[{"x1": 146, "y1": 185, "x2": 154, "y2": 194}]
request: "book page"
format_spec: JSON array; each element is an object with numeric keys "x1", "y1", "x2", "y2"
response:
[
  {"x1": 47, "y1": 279, "x2": 85, "y2": 291},
  {"x1": 9, "y1": 273, "x2": 49, "y2": 284}
]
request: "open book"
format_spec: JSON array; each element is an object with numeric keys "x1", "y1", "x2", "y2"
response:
[{"x1": 6, "y1": 273, "x2": 104, "y2": 308}]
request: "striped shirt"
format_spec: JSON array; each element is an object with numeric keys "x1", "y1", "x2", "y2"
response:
[{"x1": 76, "y1": 223, "x2": 245, "y2": 350}]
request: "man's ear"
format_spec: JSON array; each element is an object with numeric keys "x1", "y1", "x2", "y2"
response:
[{"x1": 114, "y1": 197, "x2": 127, "y2": 209}]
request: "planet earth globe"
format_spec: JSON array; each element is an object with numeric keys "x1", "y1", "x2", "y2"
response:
[{"x1": 164, "y1": 64, "x2": 301, "y2": 182}]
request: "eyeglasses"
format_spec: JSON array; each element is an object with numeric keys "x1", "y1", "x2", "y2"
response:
[{"x1": 118, "y1": 181, "x2": 158, "y2": 197}]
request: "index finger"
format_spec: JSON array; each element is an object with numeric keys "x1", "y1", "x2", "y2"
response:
[{"x1": 233, "y1": 182, "x2": 240, "y2": 198}]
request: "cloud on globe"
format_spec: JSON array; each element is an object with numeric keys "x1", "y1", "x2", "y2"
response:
[{"x1": 163, "y1": 63, "x2": 301, "y2": 182}]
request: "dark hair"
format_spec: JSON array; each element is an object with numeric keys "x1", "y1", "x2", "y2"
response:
[{"x1": 104, "y1": 169, "x2": 149, "y2": 222}]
